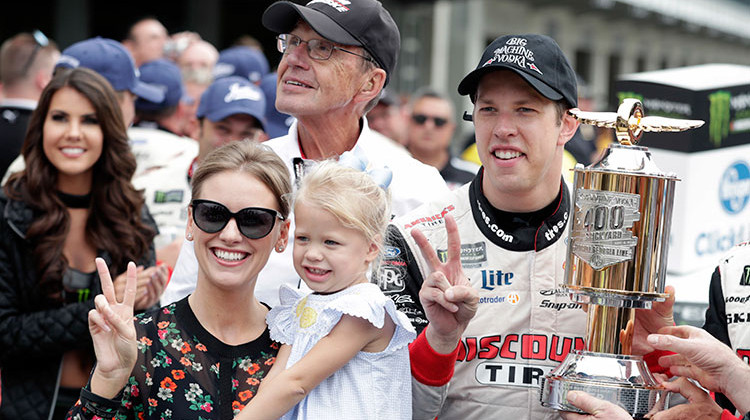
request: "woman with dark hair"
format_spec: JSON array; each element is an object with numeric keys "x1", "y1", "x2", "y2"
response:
[{"x1": 0, "y1": 67, "x2": 163, "y2": 420}]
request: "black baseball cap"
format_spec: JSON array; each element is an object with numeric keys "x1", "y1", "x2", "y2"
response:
[
  {"x1": 262, "y1": 0, "x2": 400, "y2": 85},
  {"x1": 458, "y1": 34, "x2": 577, "y2": 108}
]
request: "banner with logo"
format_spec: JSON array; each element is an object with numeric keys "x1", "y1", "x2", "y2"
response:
[
  {"x1": 616, "y1": 64, "x2": 750, "y2": 152},
  {"x1": 615, "y1": 64, "x2": 750, "y2": 276},
  {"x1": 648, "y1": 144, "x2": 750, "y2": 275}
]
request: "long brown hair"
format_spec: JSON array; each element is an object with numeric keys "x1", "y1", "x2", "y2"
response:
[{"x1": 5, "y1": 67, "x2": 155, "y2": 298}]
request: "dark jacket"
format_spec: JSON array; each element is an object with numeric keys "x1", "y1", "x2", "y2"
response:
[
  {"x1": 0, "y1": 105, "x2": 33, "y2": 176},
  {"x1": 0, "y1": 189, "x2": 156, "y2": 420}
]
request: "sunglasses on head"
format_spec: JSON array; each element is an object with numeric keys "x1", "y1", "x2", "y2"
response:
[
  {"x1": 411, "y1": 113, "x2": 449, "y2": 127},
  {"x1": 191, "y1": 199, "x2": 284, "y2": 240},
  {"x1": 22, "y1": 30, "x2": 49, "y2": 74}
]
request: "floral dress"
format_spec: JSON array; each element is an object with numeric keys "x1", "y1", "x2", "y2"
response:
[{"x1": 66, "y1": 297, "x2": 278, "y2": 419}]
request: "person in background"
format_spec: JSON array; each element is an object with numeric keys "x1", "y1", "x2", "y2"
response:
[
  {"x1": 194, "y1": 76, "x2": 268, "y2": 161},
  {"x1": 406, "y1": 87, "x2": 478, "y2": 189},
  {"x1": 259, "y1": 72, "x2": 294, "y2": 139},
  {"x1": 56, "y1": 37, "x2": 165, "y2": 127},
  {"x1": 0, "y1": 31, "x2": 59, "y2": 175},
  {"x1": 127, "y1": 58, "x2": 199, "y2": 269},
  {"x1": 0, "y1": 67, "x2": 159, "y2": 420},
  {"x1": 176, "y1": 39, "x2": 219, "y2": 137},
  {"x1": 175, "y1": 38, "x2": 219, "y2": 84},
  {"x1": 122, "y1": 17, "x2": 169, "y2": 67},
  {"x1": 132, "y1": 58, "x2": 196, "y2": 138},
  {"x1": 65, "y1": 140, "x2": 291, "y2": 419},
  {"x1": 213, "y1": 46, "x2": 270, "y2": 84},
  {"x1": 366, "y1": 87, "x2": 408, "y2": 147},
  {"x1": 158, "y1": 76, "x2": 269, "y2": 305},
  {"x1": 234, "y1": 34, "x2": 265, "y2": 52}
]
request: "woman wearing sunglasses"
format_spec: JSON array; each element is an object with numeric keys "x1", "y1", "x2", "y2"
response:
[
  {"x1": 65, "y1": 140, "x2": 292, "y2": 419},
  {"x1": 0, "y1": 67, "x2": 159, "y2": 420}
]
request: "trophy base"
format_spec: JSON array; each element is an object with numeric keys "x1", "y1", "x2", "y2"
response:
[
  {"x1": 540, "y1": 351, "x2": 669, "y2": 419},
  {"x1": 566, "y1": 285, "x2": 669, "y2": 309}
]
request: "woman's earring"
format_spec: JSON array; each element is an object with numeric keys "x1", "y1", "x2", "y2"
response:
[
  {"x1": 277, "y1": 245, "x2": 284, "y2": 252},
  {"x1": 187, "y1": 233, "x2": 193, "y2": 241}
]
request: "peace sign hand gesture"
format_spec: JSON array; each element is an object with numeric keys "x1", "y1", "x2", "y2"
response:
[
  {"x1": 88, "y1": 258, "x2": 138, "y2": 399},
  {"x1": 411, "y1": 214, "x2": 478, "y2": 354}
]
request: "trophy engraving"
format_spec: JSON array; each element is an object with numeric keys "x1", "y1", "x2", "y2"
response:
[
  {"x1": 571, "y1": 189, "x2": 640, "y2": 270},
  {"x1": 539, "y1": 99, "x2": 704, "y2": 418}
]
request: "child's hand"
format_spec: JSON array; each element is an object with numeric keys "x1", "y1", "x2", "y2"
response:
[{"x1": 411, "y1": 214, "x2": 478, "y2": 353}]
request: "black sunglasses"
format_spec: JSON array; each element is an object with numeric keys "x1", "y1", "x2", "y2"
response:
[
  {"x1": 411, "y1": 113, "x2": 449, "y2": 127},
  {"x1": 21, "y1": 30, "x2": 49, "y2": 74},
  {"x1": 191, "y1": 199, "x2": 284, "y2": 240}
]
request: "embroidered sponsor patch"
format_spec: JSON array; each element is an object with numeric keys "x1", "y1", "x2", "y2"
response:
[{"x1": 437, "y1": 241, "x2": 487, "y2": 268}]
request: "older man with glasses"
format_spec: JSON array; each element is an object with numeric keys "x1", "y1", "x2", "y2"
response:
[
  {"x1": 0, "y1": 31, "x2": 59, "y2": 175},
  {"x1": 406, "y1": 88, "x2": 479, "y2": 190},
  {"x1": 164, "y1": 0, "x2": 449, "y2": 310}
]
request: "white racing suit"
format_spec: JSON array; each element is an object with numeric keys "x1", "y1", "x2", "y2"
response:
[
  {"x1": 704, "y1": 241, "x2": 750, "y2": 415},
  {"x1": 128, "y1": 125, "x2": 198, "y2": 251},
  {"x1": 377, "y1": 170, "x2": 587, "y2": 419}
]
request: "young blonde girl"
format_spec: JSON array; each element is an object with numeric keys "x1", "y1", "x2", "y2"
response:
[{"x1": 238, "y1": 159, "x2": 415, "y2": 420}]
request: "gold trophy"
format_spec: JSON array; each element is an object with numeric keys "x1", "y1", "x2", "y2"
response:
[{"x1": 539, "y1": 98, "x2": 704, "y2": 418}]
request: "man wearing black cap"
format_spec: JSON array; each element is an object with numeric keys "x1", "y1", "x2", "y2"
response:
[
  {"x1": 180, "y1": 0, "x2": 447, "y2": 306},
  {"x1": 379, "y1": 34, "x2": 587, "y2": 419},
  {"x1": 381, "y1": 34, "x2": 678, "y2": 419}
]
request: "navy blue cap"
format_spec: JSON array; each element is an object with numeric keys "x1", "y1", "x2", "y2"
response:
[
  {"x1": 197, "y1": 76, "x2": 266, "y2": 130},
  {"x1": 260, "y1": 72, "x2": 294, "y2": 138},
  {"x1": 56, "y1": 37, "x2": 164, "y2": 103},
  {"x1": 458, "y1": 34, "x2": 578, "y2": 108},
  {"x1": 213, "y1": 46, "x2": 270, "y2": 83},
  {"x1": 135, "y1": 59, "x2": 185, "y2": 112}
]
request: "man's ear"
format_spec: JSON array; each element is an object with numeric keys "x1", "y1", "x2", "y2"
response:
[
  {"x1": 34, "y1": 69, "x2": 52, "y2": 93},
  {"x1": 558, "y1": 111, "x2": 580, "y2": 146},
  {"x1": 355, "y1": 68, "x2": 386, "y2": 105}
]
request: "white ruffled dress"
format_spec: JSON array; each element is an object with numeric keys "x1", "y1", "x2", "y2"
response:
[{"x1": 267, "y1": 283, "x2": 416, "y2": 420}]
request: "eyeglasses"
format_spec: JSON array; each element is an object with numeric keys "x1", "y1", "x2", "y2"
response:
[
  {"x1": 411, "y1": 114, "x2": 449, "y2": 127},
  {"x1": 276, "y1": 33, "x2": 376, "y2": 64},
  {"x1": 191, "y1": 199, "x2": 284, "y2": 240},
  {"x1": 21, "y1": 30, "x2": 49, "y2": 74}
]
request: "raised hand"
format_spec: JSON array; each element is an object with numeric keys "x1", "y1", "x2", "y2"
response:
[
  {"x1": 89, "y1": 258, "x2": 138, "y2": 399},
  {"x1": 648, "y1": 325, "x2": 746, "y2": 395},
  {"x1": 411, "y1": 214, "x2": 478, "y2": 353}
]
